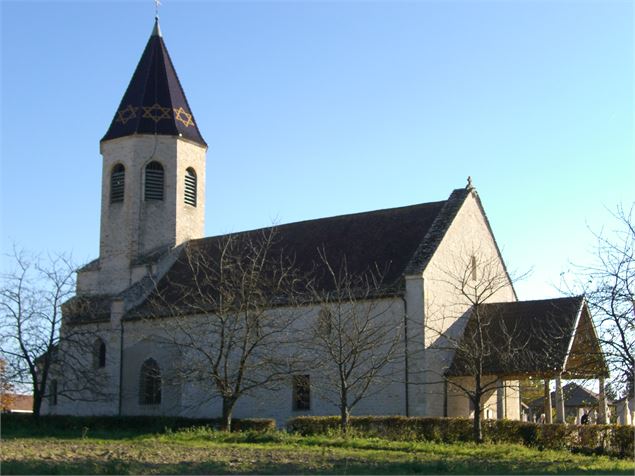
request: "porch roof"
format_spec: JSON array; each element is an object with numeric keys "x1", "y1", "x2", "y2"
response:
[{"x1": 446, "y1": 296, "x2": 608, "y2": 379}]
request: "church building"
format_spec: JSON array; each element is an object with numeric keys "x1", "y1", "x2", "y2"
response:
[{"x1": 42, "y1": 19, "x2": 609, "y2": 425}]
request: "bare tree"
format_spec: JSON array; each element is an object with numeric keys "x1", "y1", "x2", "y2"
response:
[
  {"x1": 567, "y1": 204, "x2": 634, "y2": 397},
  {"x1": 424, "y1": 251, "x2": 550, "y2": 443},
  {"x1": 306, "y1": 250, "x2": 403, "y2": 433},
  {"x1": 0, "y1": 249, "x2": 110, "y2": 416},
  {"x1": 0, "y1": 249, "x2": 75, "y2": 416},
  {"x1": 142, "y1": 229, "x2": 307, "y2": 430}
]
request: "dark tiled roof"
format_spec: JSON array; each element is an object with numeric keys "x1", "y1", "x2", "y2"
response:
[
  {"x1": 101, "y1": 19, "x2": 206, "y2": 146},
  {"x1": 63, "y1": 294, "x2": 113, "y2": 323},
  {"x1": 405, "y1": 188, "x2": 468, "y2": 274},
  {"x1": 529, "y1": 382, "x2": 612, "y2": 410},
  {"x1": 446, "y1": 296, "x2": 591, "y2": 377},
  {"x1": 127, "y1": 192, "x2": 469, "y2": 319}
]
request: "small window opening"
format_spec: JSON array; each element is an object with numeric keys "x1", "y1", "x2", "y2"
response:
[
  {"x1": 317, "y1": 308, "x2": 332, "y2": 336},
  {"x1": 110, "y1": 164, "x2": 125, "y2": 203},
  {"x1": 93, "y1": 338, "x2": 106, "y2": 369},
  {"x1": 145, "y1": 162, "x2": 164, "y2": 201},
  {"x1": 470, "y1": 255, "x2": 477, "y2": 281},
  {"x1": 293, "y1": 374, "x2": 310, "y2": 411},
  {"x1": 50, "y1": 379, "x2": 58, "y2": 406},
  {"x1": 139, "y1": 358, "x2": 161, "y2": 405},
  {"x1": 184, "y1": 168, "x2": 197, "y2": 207}
]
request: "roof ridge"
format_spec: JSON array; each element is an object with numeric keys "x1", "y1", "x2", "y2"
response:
[
  {"x1": 481, "y1": 296, "x2": 585, "y2": 306},
  {"x1": 189, "y1": 199, "x2": 448, "y2": 245}
]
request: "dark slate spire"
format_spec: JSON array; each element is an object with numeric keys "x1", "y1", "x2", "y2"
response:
[{"x1": 101, "y1": 18, "x2": 206, "y2": 146}]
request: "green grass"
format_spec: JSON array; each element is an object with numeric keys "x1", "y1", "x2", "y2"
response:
[{"x1": 2, "y1": 427, "x2": 633, "y2": 475}]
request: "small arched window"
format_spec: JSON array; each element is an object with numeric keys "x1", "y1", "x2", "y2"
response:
[
  {"x1": 144, "y1": 162, "x2": 164, "y2": 201},
  {"x1": 49, "y1": 379, "x2": 58, "y2": 406},
  {"x1": 184, "y1": 168, "x2": 197, "y2": 207},
  {"x1": 110, "y1": 164, "x2": 125, "y2": 203},
  {"x1": 317, "y1": 308, "x2": 333, "y2": 336},
  {"x1": 470, "y1": 255, "x2": 478, "y2": 281},
  {"x1": 139, "y1": 358, "x2": 161, "y2": 405},
  {"x1": 93, "y1": 338, "x2": 106, "y2": 369}
]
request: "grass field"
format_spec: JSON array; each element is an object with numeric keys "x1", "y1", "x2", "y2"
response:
[{"x1": 2, "y1": 428, "x2": 633, "y2": 475}]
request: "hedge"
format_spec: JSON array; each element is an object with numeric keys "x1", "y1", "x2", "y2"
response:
[
  {"x1": 1, "y1": 414, "x2": 275, "y2": 436},
  {"x1": 287, "y1": 416, "x2": 634, "y2": 458}
]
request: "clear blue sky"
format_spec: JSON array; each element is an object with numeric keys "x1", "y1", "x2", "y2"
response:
[{"x1": 1, "y1": 0, "x2": 633, "y2": 300}]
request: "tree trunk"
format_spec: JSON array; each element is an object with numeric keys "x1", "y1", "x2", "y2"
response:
[
  {"x1": 472, "y1": 374, "x2": 484, "y2": 443},
  {"x1": 340, "y1": 405, "x2": 350, "y2": 434},
  {"x1": 222, "y1": 397, "x2": 236, "y2": 431},
  {"x1": 472, "y1": 397, "x2": 483, "y2": 444},
  {"x1": 340, "y1": 386, "x2": 350, "y2": 434},
  {"x1": 32, "y1": 392, "x2": 42, "y2": 417}
]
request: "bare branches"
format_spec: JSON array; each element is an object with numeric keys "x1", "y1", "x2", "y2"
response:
[
  {"x1": 0, "y1": 249, "x2": 114, "y2": 415},
  {"x1": 425, "y1": 249, "x2": 521, "y2": 443},
  {"x1": 306, "y1": 249, "x2": 402, "y2": 433},
  {"x1": 145, "y1": 228, "x2": 308, "y2": 430},
  {"x1": 565, "y1": 204, "x2": 634, "y2": 396},
  {"x1": 1, "y1": 249, "x2": 73, "y2": 414}
]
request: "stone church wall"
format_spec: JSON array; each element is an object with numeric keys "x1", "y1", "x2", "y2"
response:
[{"x1": 420, "y1": 191, "x2": 517, "y2": 417}]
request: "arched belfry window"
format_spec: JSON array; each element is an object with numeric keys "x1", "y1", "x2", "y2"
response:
[
  {"x1": 139, "y1": 358, "x2": 161, "y2": 405},
  {"x1": 93, "y1": 338, "x2": 106, "y2": 369},
  {"x1": 110, "y1": 164, "x2": 125, "y2": 203},
  {"x1": 184, "y1": 168, "x2": 197, "y2": 207},
  {"x1": 144, "y1": 162, "x2": 164, "y2": 201}
]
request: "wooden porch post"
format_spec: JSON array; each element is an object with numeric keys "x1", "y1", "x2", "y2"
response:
[
  {"x1": 598, "y1": 376, "x2": 608, "y2": 424},
  {"x1": 555, "y1": 375, "x2": 565, "y2": 423},
  {"x1": 544, "y1": 379, "x2": 552, "y2": 424}
]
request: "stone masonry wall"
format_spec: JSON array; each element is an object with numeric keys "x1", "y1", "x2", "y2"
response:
[{"x1": 421, "y1": 191, "x2": 517, "y2": 417}]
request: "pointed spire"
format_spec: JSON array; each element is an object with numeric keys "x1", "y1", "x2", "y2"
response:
[
  {"x1": 101, "y1": 20, "x2": 206, "y2": 146},
  {"x1": 152, "y1": 16, "x2": 162, "y2": 37}
]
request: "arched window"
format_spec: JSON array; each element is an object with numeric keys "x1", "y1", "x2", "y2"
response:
[
  {"x1": 139, "y1": 358, "x2": 161, "y2": 405},
  {"x1": 144, "y1": 162, "x2": 164, "y2": 201},
  {"x1": 184, "y1": 168, "x2": 197, "y2": 207},
  {"x1": 110, "y1": 164, "x2": 125, "y2": 203},
  {"x1": 49, "y1": 379, "x2": 58, "y2": 406},
  {"x1": 317, "y1": 308, "x2": 333, "y2": 336},
  {"x1": 292, "y1": 375, "x2": 310, "y2": 411},
  {"x1": 93, "y1": 338, "x2": 106, "y2": 369}
]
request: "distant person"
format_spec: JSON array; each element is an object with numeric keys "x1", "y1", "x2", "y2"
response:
[
  {"x1": 581, "y1": 413, "x2": 589, "y2": 425},
  {"x1": 539, "y1": 413, "x2": 546, "y2": 424}
]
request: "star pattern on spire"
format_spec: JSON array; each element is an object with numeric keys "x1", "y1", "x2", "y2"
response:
[
  {"x1": 116, "y1": 105, "x2": 139, "y2": 125},
  {"x1": 173, "y1": 107, "x2": 194, "y2": 127},
  {"x1": 142, "y1": 103, "x2": 172, "y2": 123}
]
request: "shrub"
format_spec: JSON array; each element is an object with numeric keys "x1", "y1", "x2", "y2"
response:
[
  {"x1": 0, "y1": 414, "x2": 275, "y2": 437},
  {"x1": 610, "y1": 425, "x2": 635, "y2": 458},
  {"x1": 286, "y1": 415, "x2": 633, "y2": 458}
]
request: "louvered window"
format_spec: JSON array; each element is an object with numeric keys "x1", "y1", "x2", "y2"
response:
[
  {"x1": 145, "y1": 162, "x2": 164, "y2": 201},
  {"x1": 184, "y1": 168, "x2": 197, "y2": 207},
  {"x1": 110, "y1": 164, "x2": 125, "y2": 203}
]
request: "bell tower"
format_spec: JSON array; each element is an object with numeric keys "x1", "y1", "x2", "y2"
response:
[{"x1": 97, "y1": 18, "x2": 207, "y2": 293}]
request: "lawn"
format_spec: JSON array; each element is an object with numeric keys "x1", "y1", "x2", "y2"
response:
[{"x1": 2, "y1": 428, "x2": 633, "y2": 475}]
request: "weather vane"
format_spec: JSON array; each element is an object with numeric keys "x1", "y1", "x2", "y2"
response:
[{"x1": 154, "y1": 0, "x2": 161, "y2": 18}]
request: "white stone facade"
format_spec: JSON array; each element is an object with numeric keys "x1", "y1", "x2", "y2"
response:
[
  {"x1": 93, "y1": 135, "x2": 206, "y2": 296},
  {"x1": 46, "y1": 182, "x2": 522, "y2": 424}
]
